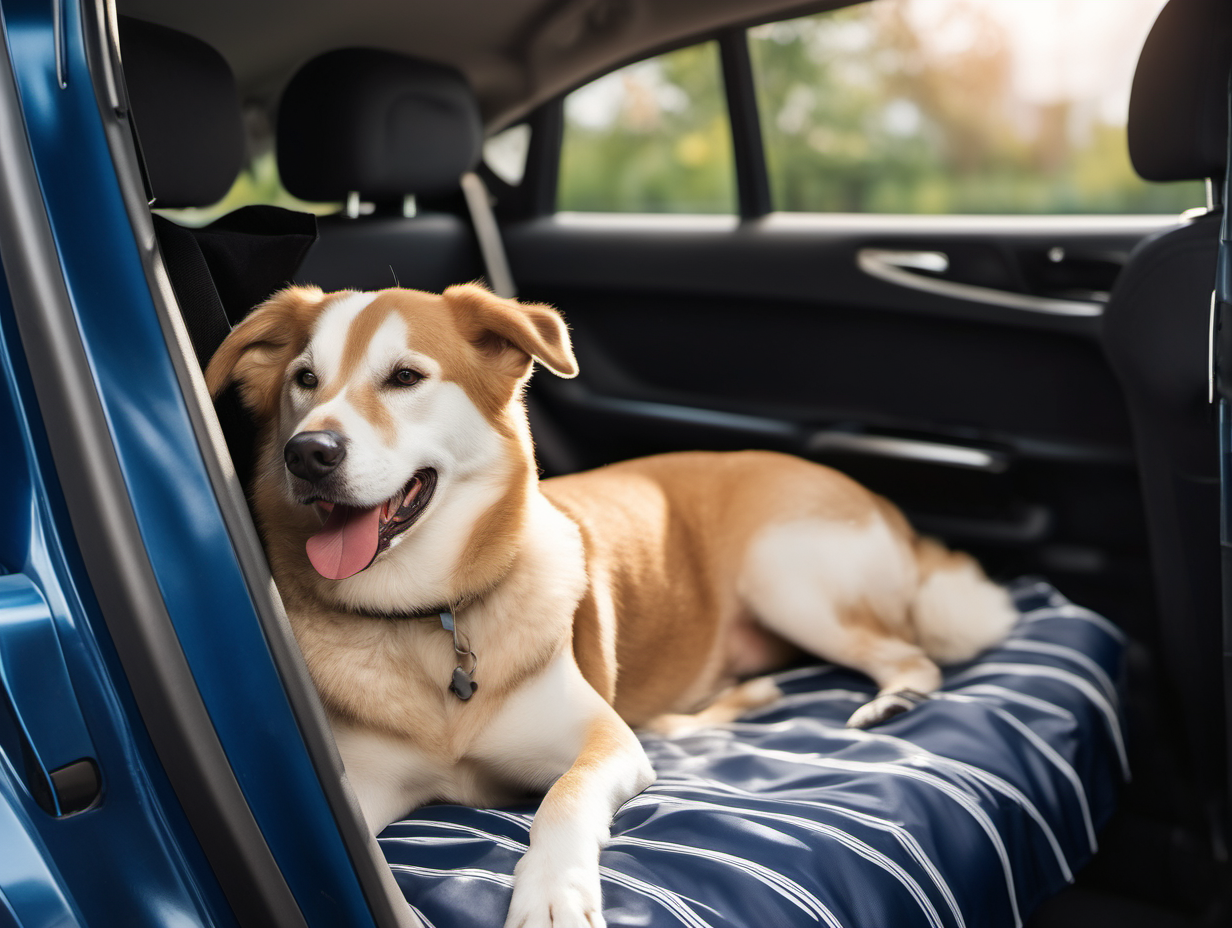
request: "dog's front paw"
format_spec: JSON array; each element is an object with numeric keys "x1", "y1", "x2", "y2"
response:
[
  {"x1": 846, "y1": 689, "x2": 931, "y2": 729},
  {"x1": 504, "y1": 854, "x2": 605, "y2": 928}
]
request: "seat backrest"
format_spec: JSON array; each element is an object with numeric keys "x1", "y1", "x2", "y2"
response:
[
  {"x1": 1101, "y1": 0, "x2": 1232, "y2": 843},
  {"x1": 119, "y1": 16, "x2": 318, "y2": 486},
  {"x1": 119, "y1": 16, "x2": 319, "y2": 351},
  {"x1": 276, "y1": 49, "x2": 488, "y2": 293}
]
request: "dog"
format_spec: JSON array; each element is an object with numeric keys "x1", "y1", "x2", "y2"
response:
[{"x1": 206, "y1": 284, "x2": 1016, "y2": 928}]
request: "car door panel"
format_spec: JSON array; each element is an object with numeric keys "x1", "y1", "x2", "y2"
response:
[{"x1": 508, "y1": 213, "x2": 1167, "y2": 625}]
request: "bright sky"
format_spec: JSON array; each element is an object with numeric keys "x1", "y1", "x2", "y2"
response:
[
  {"x1": 567, "y1": 0, "x2": 1170, "y2": 130},
  {"x1": 907, "y1": 0, "x2": 1168, "y2": 124}
]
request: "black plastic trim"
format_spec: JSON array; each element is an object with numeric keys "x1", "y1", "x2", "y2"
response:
[
  {"x1": 80, "y1": 3, "x2": 412, "y2": 927},
  {"x1": 719, "y1": 29, "x2": 771, "y2": 219},
  {"x1": 508, "y1": 213, "x2": 1178, "y2": 338},
  {"x1": 538, "y1": 378, "x2": 1132, "y2": 467},
  {"x1": 500, "y1": 100, "x2": 563, "y2": 221}
]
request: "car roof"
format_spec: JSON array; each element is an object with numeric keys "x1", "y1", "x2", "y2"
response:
[{"x1": 116, "y1": 0, "x2": 844, "y2": 128}]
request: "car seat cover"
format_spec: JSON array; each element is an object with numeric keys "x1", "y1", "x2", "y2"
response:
[{"x1": 380, "y1": 579, "x2": 1126, "y2": 928}]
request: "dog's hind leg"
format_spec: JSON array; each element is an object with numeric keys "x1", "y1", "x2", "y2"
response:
[
  {"x1": 642, "y1": 676, "x2": 784, "y2": 737},
  {"x1": 739, "y1": 517, "x2": 943, "y2": 729}
]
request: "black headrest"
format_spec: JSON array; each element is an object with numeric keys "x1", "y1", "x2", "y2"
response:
[
  {"x1": 1128, "y1": 0, "x2": 1232, "y2": 182},
  {"x1": 118, "y1": 17, "x2": 245, "y2": 209},
  {"x1": 276, "y1": 49, "x2": 482, "y2": 202}
]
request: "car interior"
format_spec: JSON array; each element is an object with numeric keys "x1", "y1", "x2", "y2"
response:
[{"x1": 108, "y1": 0, "x2": 1232, "y2": 924}]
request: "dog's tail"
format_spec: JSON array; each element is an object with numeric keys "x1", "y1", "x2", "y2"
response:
[{"x1": 909, "y1": 537, "x2": 1017, "y2": 665}]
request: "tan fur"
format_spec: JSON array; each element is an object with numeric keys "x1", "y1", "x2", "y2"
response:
[
  {"x1": 205, "y1": 285, "x2": 328, "y2": 419},
  {"x1": 207, "y1": 285, "x2": 1013, "y2": 928},
  {"x1": 540, "y1": 450, "x2": 890, "y2": 725}
]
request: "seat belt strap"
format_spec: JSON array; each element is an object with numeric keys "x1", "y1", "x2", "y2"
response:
[{"x1": 460, "y1": 171, "x2": 516, "y2": 299}]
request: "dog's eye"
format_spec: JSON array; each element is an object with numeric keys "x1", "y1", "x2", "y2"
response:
[
  {"x1": 391, "y1": 368, "x2": 422, "y2": 387},
  {"x1": 295, "y1": 369, "x2": 318, "y2": 389}
]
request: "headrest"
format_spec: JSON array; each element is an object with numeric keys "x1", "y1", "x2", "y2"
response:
[
  {"x1": 1128, "y1": 0, "x2": 1232, "y2": 182},
  {"x1": 276, "y1": 49, "x2": 482, "y2": 202},
  {"x1": 118, "y1": 17, "x2": 245, "y2": 209}
]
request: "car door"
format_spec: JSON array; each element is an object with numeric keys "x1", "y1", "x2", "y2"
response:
[
  {"x1": 499, "y1": 1, "x2": 1202, "y2": 646},
  {"x1": 0, "y1": 2, "x2": 408, "y2": 925}
]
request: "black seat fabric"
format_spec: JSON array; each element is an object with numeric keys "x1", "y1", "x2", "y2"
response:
[
  {"x1": 119, "y1": 17, "x2": 318, "y2": 485},
  {"x1": 277, "y1": 49, "x2": 482, "y2": 203},
  {"x1": 118, "y1": 17, "x2": 244, "y2": 210},
  {"x1": 119, "y1": 15, "x2": 320, "y2": 358},
  {"x1": 276, "y1": 49, "x2": 486, "y2": 293},
  {"x1": 1101, "y1": 0, "x2": 1232, "y2": 852}
]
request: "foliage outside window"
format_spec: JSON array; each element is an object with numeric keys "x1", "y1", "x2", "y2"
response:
[
  {"x1": 749, "y1": 0, "x2": 1204, "y2": 214},
  {"x1": 157, "y1": 151, "x2": 339, "y2": 228},
  {"x1": 558, "y1": 42, "x2": 735, "y2": 214}
]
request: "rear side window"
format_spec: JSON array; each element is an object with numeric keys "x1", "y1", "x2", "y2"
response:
[
  {"x1": 747, "y1": 0, "x2": 1204, "y2": 214},
  {"x1": 558, "y1": 42, "x2": 735, "y2": 214}
]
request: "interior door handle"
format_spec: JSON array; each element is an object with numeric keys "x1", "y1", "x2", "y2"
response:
[
  {"x1": 857, "y1": 247, "x2": 1103, "y2": 317},
  {"x1": 807, "y1": 429, "x2": 1009, "y2": 473},
  {"x1": 0, "y1": 573, "x2": 100, "y2": 816}
]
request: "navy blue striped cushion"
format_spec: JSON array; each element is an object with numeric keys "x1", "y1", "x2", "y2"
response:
[{"x1": 380, "y1": 579, "x2": 1126, "y2": 927}]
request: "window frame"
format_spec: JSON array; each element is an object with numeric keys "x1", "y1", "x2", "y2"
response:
[{"x1": 529, "y1": 6, "x2": 1204, "y2": 223}]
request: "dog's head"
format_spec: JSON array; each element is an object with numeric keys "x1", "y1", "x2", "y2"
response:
[{"x1": 205, "y1": 284, "x2": 576, "y2": 592}]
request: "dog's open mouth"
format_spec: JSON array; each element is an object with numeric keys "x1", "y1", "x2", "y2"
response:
[{"x1": 304, "y1": 468, "x2": 437, "y2": 581}]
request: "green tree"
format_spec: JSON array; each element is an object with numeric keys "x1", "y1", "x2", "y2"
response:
[
  {"x1": 748, "y1": 0, "x2": 1204, "y2": 215},
  {"x1": 559, "y1": 42, "x2": 735, "y2": 213}
]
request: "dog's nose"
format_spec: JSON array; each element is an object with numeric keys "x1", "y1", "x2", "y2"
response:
[{"x1": 285, "y1": 430, "x2": 347, "y2": 482}]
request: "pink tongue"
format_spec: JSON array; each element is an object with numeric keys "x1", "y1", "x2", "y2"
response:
[{"x1": 305, "y1": 504, "x2": 383, "y2": 580}]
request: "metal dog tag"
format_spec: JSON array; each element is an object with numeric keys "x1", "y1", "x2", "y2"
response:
[{"x1": 450, "y1": 666, "x2": 477, "y2": 700}]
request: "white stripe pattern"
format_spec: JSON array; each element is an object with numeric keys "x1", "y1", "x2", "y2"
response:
[
  {"x1": 727, "y1": 719, "x2": 1076, "y2": 884},
  {"x1": 998, "y1": 638, "x2": 1119, "y2": 704},
  {"x1": 704, "y1": 738, "x2": 1025, "y2": 928},
  {"x1": 457, "y1": 811, "x2": 719, "y2": 928},
  {"x1": 608, "y1": 834, "x2": 842, "y2": 926},
  {"x1": 948, "y1": 684, "x2": 1077, "y2": 723},
  {"x1": 623, "y1": 792, "x2": 952, "y2": 928},
  {"x1": 1017, "y1": 603, "x2": 1127, "y2": 643},
  {"x1": 945, "y1": 662, "x2": 1129, "y2": 778},
  {"x1": 934, "y1": 693, "x2": 1098, "y2": 852},
  {"x1": 649, "y1": 777, "x2": 967, "y2": 928}
]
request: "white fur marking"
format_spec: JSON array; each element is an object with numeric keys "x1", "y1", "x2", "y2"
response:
[
  {"x1": 739, "y1": 517, "x2": 916, "y2": 653},
  {"x1": 306, "y1": 291, "x2": 379, "y2": 382},
  {"x1": 913, "y1": 564, "x2": 1016, "y2": 665}
]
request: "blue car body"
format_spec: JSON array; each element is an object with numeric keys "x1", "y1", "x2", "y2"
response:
[{"x1": 0, "y1": 2, "x2": 389, "y2": 924}]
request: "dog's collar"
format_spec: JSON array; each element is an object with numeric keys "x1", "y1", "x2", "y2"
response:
[
  {"x1": 347, "y1": 597, "x2": 480, "y2": 701},
  {"x1": 438, "y1": 608, "x2": 479, "y2": 701},
  {"x1": 350, "y1": 595, "x2": 472, "y2": 622},
  {"x1": 405, "y1": 601, "x2": 480, "y2": 702}
]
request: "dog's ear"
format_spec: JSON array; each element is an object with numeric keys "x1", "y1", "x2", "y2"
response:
[
  {"x1": 444, "y1": 284, "x2": 578, "y2": 380},
  {"x1": 205, "y1": 286, "x2": 327, "y2": 421}
]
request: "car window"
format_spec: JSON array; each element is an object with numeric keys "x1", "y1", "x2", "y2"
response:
[
  {"x1": 558, "y1": 41, "x2": 735, "y2": 214},
  {"x1": 485, "y1": 124, "x2": 533, "y2": 187},
  {"x1": 157, "y1": 150, "x2": 338, "y2": 227},
  {"x1": 748, "y1": 0, "x2": 1204, "y2": 214}
]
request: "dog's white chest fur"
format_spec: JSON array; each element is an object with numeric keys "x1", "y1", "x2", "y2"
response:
[{"x1": 289, "y1": 492, "x2": 594, "y2": 825}]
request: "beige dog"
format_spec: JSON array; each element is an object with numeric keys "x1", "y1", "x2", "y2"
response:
[{"x1": 206, "y1": 284, "x2": 1015, "y2": 928}]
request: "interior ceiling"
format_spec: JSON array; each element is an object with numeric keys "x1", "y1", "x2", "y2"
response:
[{"x1": 116, "y1": 0, "x2": 842, "y2": 128}]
